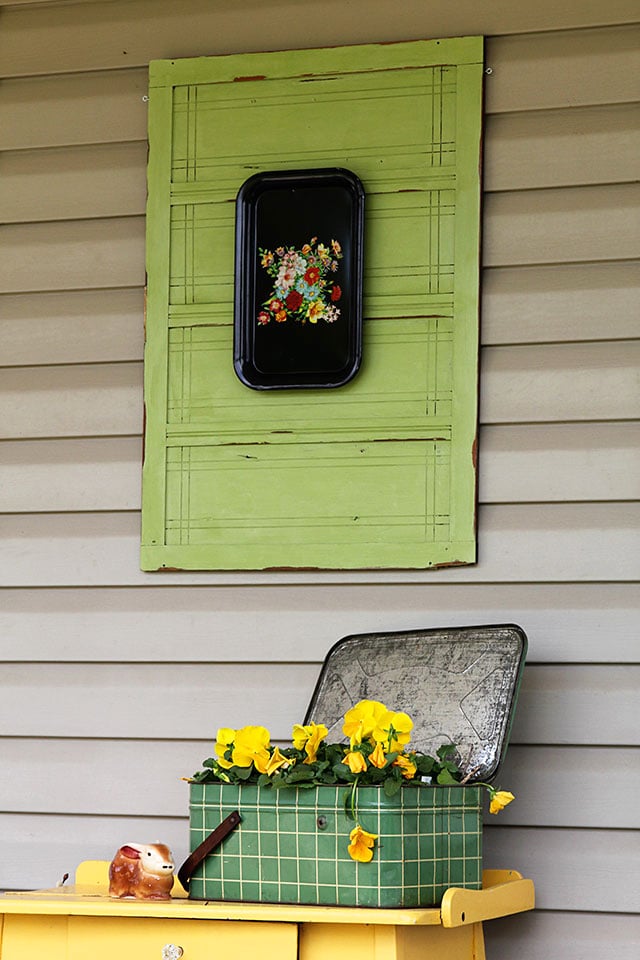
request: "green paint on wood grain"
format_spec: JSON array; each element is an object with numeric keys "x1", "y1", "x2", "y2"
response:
[{"x1": 142, "y1": 38, "x2": 483, "y2": 571}]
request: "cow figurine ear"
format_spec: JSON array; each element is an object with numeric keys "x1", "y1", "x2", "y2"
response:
[{"x1": 108, "y1": 842, "x2": 175, "y2": 900}]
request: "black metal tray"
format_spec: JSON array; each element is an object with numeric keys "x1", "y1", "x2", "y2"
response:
[
  {"x1": 305, "y1": 624, "x2": 527, "y2": 782},
  {"x1": 233, "y1": 168, "x2": 364, "y2": 390}
]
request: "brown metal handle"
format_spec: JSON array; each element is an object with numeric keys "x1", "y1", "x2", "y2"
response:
[{"x1": 177, "y1": 810, "x2": 241, "y2": 892}]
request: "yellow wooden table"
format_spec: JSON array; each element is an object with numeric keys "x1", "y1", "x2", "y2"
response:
[{"x1": 0, "y1": 862, "x2": 534, "y2": 960}]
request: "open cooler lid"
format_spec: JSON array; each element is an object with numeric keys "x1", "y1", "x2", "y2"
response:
[{"x1": 304, "y1": 624, "x2": 527, "y2": 782}]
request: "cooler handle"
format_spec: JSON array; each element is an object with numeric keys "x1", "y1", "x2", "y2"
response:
[{"x1": 177, "y1": 810, "x2": 242, "y2": 891}]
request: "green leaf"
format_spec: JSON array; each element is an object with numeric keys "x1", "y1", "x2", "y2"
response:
[
  {"x1": 284, "y1": 765, "x2": 316, "y2": 784},
  {"x1": 231, "y1": 764, "x2": 253, "y2": 781},
  {"x1": 383, "y1": 777, "x2": 402, "y2": 798},
  {"x1": 436, "y1": 768, "x2": 459, "y2": 785}
]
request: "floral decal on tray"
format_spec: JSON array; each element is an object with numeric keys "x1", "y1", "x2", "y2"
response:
[
  {"x1": 190, "y1": 699, "x2": 515, "y2": 863},
  {"x1": 257, "y1": 237, "x2": 343, "y2": 326}
]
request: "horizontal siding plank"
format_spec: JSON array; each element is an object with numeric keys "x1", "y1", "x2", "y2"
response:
[
  {"x1": 0, "y1": 663, "x2": 319, "y2": 740},
  {"x1": 3, "y1": 341, "x2": 637, "y2": 440},
  {"x1": 482, "y1": 261, "x2": 640, "y2": 345},
  {"x1": 0, "y1": 288, "x2": 144, "y2": 366},
  {"x1": 0, "y1": 503, "x2": 637, "y2": 585},
  {"x1": 495, "y1": 746, "x2": 640, "y2": 829},
  {"x1": 0, "y1": 437, "x2": 143, "y2": 512},
  {"x1": 2, "y1": 27, "x2": 639, "y2": 152},
  {"x1": 2, "y1": 422, "x2": 638, "y2": 513},
  {"x1": 0, "y1": 69, "x2": 149, "y2": 152},
  {"x1": 485, "y1": 102, "x2": 640, "y2": 192},
  {"x1": 1, "y1": 583, "x2": 637, "y2": 664},
  {"x1": 3, "y1": 261, "x2": 636, "y2": 370},
  {"x1": 484, "y1": 24, "x2": 640, "y2": 113},
  {"x1": 485, "y1": 911, "x2": 640, "y2": 960},
  {"x1": 4, "y1": 104, "x2": 638, "y2": 226},
  {"x1": 0, "y1": 363, "x2": 143, "y2": 440},
  {"x1": 483, "y1": 183, "x2": 640, "y2": 267},
  {"x1": 479, "y1": 422, "x2": 640, "y2": 502},
  {"x1": 481, "y1": 341, "x2": 640, "y2": 425},
  {"x1": 0, "y1": 217, "x2": 145, "y2": 295},
  {"x1": 484, "y1": 827, "x2": 640, "y2": 913},
  {"x1": 511, "y1": 666, "x2": 640, "y2": 745},
  {"x1": 3, "y1": 184, "x2": 636, "y2": 295},
  {"x1": 3, "y1": 740, "x2": 637, "y2": 830},
  {"x1": 0, "y1": 663, "x2": 636, "y2": 744},
  {"x1": 1, "y1": 5, "x2": 638, "y2": 88},
  {"x1": 0, "y1": 812, "x2": 189, "y2": 892},
  {"x1": 0, "y1": 141, "x2": 148, "y2": 224}
]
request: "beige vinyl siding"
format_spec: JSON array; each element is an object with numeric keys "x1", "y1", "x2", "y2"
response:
[{"x1": 0, "y1": 2, "x2": 639, "y2": 958}]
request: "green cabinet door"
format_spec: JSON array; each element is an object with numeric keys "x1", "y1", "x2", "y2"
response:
[{"x1": 142, "y1": 38, "x2": 483, "y2": 571}]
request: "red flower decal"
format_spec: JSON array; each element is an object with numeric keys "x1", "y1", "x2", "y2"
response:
[
  {"x1": 286, "y1": 290, "x2": 303, "y2": 311},
  {"x1": 331, "y1": 285, "x2": 342, "y2": 302},
  {"x1": 304, "y1": 266, "x2": 320, "y2": 285}
]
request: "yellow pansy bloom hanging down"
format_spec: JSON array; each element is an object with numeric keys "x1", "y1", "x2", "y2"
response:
[
  {"x1": 489, "y1": 789, "x2": 515, "y2": 814},
  {"x1": 347, "y1": 825, "x2": 378, "y2": 863},
  {"x1": 393, "y1": 754, "x2": 417, "y2": 779},
  {"x1": 369, "y1": 741, "x2": 387, "y2": 769},
  {"x1": 343, "y1": 750, "x2": 368, "y2": 774}
]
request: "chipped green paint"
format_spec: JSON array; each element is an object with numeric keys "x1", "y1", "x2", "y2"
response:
[{"x1": 142, "y1": 38, "x2": 483, "y2": 571}]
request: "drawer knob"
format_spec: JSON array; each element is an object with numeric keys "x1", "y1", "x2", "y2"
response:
[{"x1": 162, "y1": 946, "x2": 184, "y2": 960}]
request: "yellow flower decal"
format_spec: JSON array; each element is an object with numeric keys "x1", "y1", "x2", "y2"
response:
[
  {"x1": 214, "y1": 727, "x2": 236, "y2": 769},
  {"x1": 347, "y1": 824, "x2": 377, "y2": 863},
  {"x1": 393, "y1": 754, "x2": 417, "y2": 779},
  {"x1": 292, "y1": 722, "x2": 328, "y2": 764},
  {"x1": 307, "y1": 300, "x2": 325, "y2": 324},
  {"x1": 489, "y1": 789, "x2": 515, "y2": 814},
  {"x1": 343, "y1": 751, "x2": 368, "y2": 774},
  {"x1": 231, "y1": 725, "x2": 271, "y2": 774}
]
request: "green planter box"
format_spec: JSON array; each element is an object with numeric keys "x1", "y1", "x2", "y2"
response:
[{"x1": 188, "y1": 781, "x2": 482, "y2": 907}]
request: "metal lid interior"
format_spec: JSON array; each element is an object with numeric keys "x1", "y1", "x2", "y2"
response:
[{"x1": 304, "y1": 624, "x2": 527, "y2": 782}]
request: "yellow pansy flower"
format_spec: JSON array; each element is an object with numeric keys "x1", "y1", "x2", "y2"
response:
[
  {"x1": 231, "y1": 725, "x2": 271, "y2": 774},
  {"x1": 292, "y1": 721, "x2": 328, "y2": 764},
  {"x1": 265, "y1": 746, "x2": 291, "y2": 776},
  {"x1": 214, "y1": 727, "x2": 236, "y2": 769},
  {"x1": 369, "y1": 741, "x2": 387, "y2": 769},
  {"x1": 489, "y1": 790, "x2": 515, "y2": 814},
  {"x1": 347, "y1": 824, "x2": 377, "y2": 863},
  {"x1": 387, "y1": 711, "x2": 413, "y2": 751},
  {"x1": 343, "y1": 700, "x2": 391, "y2": 747},
  {"x1": 393, "y1": 754, "x2": 417, "y2": 779},
  {"x1": 304, "y1": 723, "x2": 328, "y2": 764},
  {"x1": 343, "y1": 750, "x2": 368, "y2": 774}
]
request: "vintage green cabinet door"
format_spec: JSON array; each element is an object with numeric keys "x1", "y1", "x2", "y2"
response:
[{"x1": 142, "y1": 38, "x2": 483, "y2": 571}]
